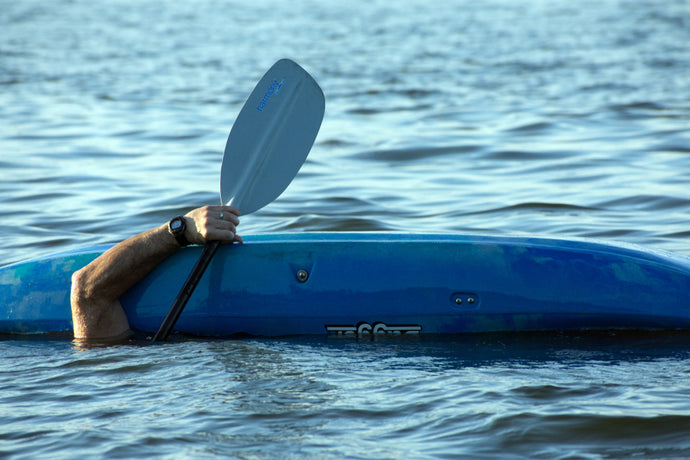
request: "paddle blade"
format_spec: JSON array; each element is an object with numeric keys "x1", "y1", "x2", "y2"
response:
[{"x1": 220, "y1": 59, "x2": 325, "y2": 214}]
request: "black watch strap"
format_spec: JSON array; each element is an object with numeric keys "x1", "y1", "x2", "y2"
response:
[{"x1": 168, "y1": 216, "x2": 190, "y2": 247}]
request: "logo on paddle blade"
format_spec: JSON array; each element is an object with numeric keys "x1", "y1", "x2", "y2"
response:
[
  {"x1": 326, "y1": 321, "x2": 422, "y2": 336},
  {"x1": 256, "y1": 78, "x2": 286, "y2": 112}
]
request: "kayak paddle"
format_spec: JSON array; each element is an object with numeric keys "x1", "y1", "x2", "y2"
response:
[{"x1": 151, "y1": 59, "x2": 325, "y2": 341}]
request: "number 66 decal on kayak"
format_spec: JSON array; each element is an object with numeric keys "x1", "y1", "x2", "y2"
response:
[{"x1": 326, "y1": 322, "x2": 422, "y2": 336}]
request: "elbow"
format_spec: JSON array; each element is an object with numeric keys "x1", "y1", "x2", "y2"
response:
[
  {"x1": 70, "y1": 267, "x2": 99, "y2": 337},
  {"x1": 70, "y1": 268, "x2": 92, "y2": 307},
  {"x1": 70, "y1": 267, "x2": 132, "y2": 341},
  {"x1": 70, "y1": 268, "x2": 90, "y2": 338}
]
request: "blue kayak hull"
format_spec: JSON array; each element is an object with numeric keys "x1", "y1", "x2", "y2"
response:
[{"x1": 2, "y1": 233, "x2": 690, "y2": 336}]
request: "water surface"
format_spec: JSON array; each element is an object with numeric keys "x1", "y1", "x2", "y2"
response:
[{"x1": 2, "y1": 0, "x2": 690, "y2": 458}]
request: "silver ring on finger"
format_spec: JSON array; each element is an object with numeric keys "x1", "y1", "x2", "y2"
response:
[{"x1": 219, "y1": 211, "x2": 224, "y2": 219}]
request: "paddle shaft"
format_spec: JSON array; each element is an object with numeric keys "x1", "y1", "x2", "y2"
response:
[
  {"x1": 151, "y1": 241, "x2": 220, "y2": 341},
  {"x1": 151, "y1": 59, "x2": 324, "y2": 341}
]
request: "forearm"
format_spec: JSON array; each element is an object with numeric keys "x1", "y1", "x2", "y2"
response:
[{"x1": 73, "y1": 224, "x2": 179, "y2": 303}]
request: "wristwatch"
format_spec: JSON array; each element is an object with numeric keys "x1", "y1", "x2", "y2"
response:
[{"x1": 168, "y1": 216, "x2": 190, "y2": 247}]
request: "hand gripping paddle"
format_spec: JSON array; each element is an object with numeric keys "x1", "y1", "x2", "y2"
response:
[{"x1": 152, "y1": 59, "x2": 325, "y2": 341}]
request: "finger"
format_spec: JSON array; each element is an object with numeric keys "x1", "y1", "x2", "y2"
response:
[
  {"x1": 219, "y1": 205, "x2": 241, "y2": 216},
  {"x1": 216, "y1": 220, "x2": 237, "y2": 234},
  {"x1": 212, "y1": 206, "x2": 240, "y2": 223},
  {"x1": 206, "y1": 227, "x2": 238, "y2": 243},
  {"x1": 216, "y1": 214, "x2": 239, "y2": 228}
]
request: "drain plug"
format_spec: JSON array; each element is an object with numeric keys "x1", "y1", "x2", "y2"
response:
[{"x1": 296, "y1": 269, "x2": 309, "y2": 283}]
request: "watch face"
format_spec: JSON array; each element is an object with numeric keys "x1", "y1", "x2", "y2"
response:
[{"x1": 171, "y1": 219, "x2": 183, "y2": 231}]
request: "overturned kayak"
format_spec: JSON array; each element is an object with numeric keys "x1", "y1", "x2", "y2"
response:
[{"x1": 1, "y1": 233, "x2": 690, "y2": 337}]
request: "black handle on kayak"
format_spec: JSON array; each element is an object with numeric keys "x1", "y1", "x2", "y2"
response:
[{"x1": 151, "y1": 240, "x2": 221, "y2": 341}]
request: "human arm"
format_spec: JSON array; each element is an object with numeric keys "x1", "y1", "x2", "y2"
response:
[{"x1": 70, "y1": 205, "x2": 242, "y2": 340}]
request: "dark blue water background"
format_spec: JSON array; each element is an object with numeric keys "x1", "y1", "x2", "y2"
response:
[{"x1": 2, "y1": 0, "x2": 690, "y2": 458}]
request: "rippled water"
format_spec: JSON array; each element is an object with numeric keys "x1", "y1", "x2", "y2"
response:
[
  {"x1": 4, "y1": 333, "x2": 690, "y2": 459},
  {"x1": 2, "y1": 0, "x2": 690, "y2": 458}
]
